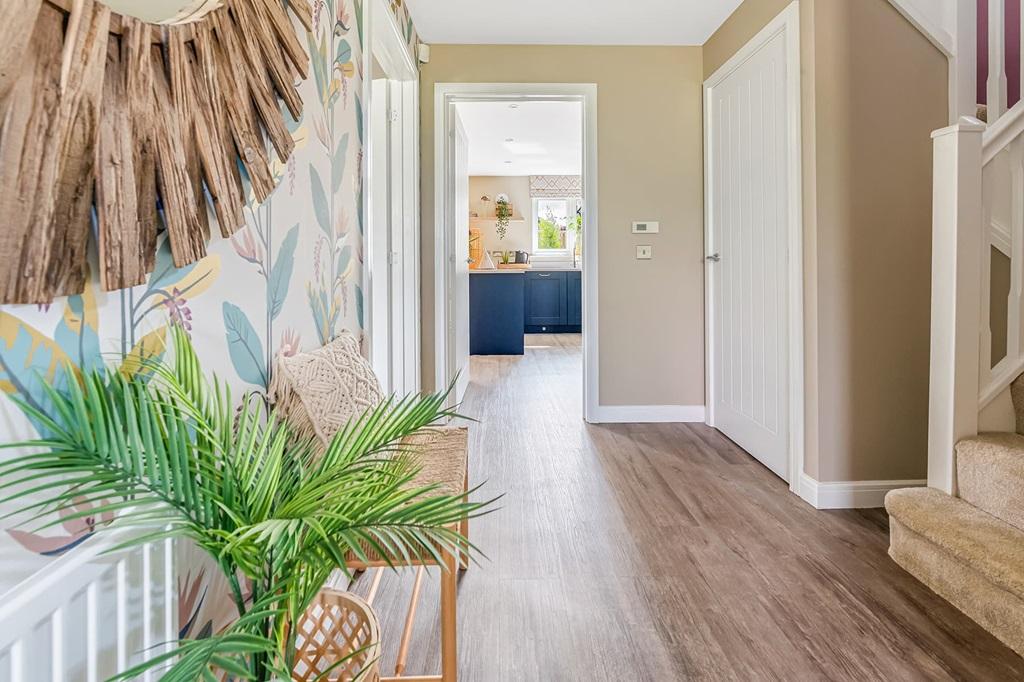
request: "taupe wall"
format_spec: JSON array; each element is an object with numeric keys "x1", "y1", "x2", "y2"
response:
[
  {"x1": 705, "y1": 0, "x2": 948, "y2": 481},
  {"x1": 421, "y1": 46, "x2": 706, "y2": 407}
]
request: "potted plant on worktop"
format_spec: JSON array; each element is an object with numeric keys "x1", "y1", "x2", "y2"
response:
[{"x1": 0, "y1": 326, "x2": 493, "y2": 681}]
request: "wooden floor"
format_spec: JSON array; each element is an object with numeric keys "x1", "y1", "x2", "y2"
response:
[{"x1": 352, "y1": 334, "x2": 1024, "y2": 680}]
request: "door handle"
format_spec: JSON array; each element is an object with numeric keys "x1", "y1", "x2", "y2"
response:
[{"x1": 705, "y1": 253, "x2": 720, "y2": 263}]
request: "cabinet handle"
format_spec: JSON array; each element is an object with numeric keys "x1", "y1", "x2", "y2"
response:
[{"x1": 538, "y1": 273, "x2": 551, "y2": 277}]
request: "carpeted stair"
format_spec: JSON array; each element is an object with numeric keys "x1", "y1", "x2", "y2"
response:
[{"x1": 887, "y1": 383, "x2": 1024, "y2": 657}]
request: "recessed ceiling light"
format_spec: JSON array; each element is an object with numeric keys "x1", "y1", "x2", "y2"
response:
[
  {"x1": 509, "y1": 104, "x2": 519, "y2": 109},
  {"x1": 504, "y1": 160, "x2": 512, "y2": 164},
  {"x1": 505, "y1": 138, "x2": 514, "y2": 142}
]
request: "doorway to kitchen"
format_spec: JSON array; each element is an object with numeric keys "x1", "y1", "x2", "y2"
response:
[{"x1": 434, "y1": 84, "x2": 598, "y2": 420}]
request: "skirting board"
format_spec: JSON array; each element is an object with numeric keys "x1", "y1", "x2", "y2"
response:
[
  {"x1": 588, "y1": 405, "x2": 706, "y2": 424},
  {"x1": 798, "y1": 473, "x2": 927, "y2": 510}
]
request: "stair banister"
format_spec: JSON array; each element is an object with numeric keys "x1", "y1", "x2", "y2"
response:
[
  {"x1": 982, "y1": 103, "x2": 1024, "y2": 163},
  {"x1": 928, "y1": 117, "x2": 986, "y2": 494}
]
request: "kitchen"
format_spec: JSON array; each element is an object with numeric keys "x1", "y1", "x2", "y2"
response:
[{"x1": 457, "y1": 100, "x2": 584, "y2": 358}]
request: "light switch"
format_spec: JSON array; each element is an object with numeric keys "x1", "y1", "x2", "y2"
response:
[{"x1": 636, "y1": 245, "x2": 653, "y2": 260}]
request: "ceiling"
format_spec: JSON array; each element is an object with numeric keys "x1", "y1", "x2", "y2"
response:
[
  {"x1": 456, "y1": 101, "x2": 582, "y2": 176},
  {"x1": 404, "y1": 0, "x2": 744, "y2": 46}
]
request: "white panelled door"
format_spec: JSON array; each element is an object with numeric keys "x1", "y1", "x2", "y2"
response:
[{"x1": 706, "y1": 14, "x2": 796, "y2": 482}]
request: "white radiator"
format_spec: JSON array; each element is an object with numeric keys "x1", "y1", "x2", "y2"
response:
[{"x1": 0, "y1": 529, "x2": 176, "y2": 682}]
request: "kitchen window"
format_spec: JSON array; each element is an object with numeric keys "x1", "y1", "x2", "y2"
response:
[{"x1": 532, "y1": 197, "x2": 579, "y2": 259}]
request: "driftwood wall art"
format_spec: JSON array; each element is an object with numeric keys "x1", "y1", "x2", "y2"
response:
[{"x1": 0, "y1": 0, "x2": 312, "y2": 304}]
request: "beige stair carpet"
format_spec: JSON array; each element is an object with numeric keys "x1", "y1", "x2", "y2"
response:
[
  {"x1": 957, "y1": 433, "x2": 1024, "y2": 532},
  {"x1": 886, "y1": 487, "x2": 1024, "y2": 657}
]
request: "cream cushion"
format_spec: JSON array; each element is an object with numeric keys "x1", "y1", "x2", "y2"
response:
[{"x1": 269, "y1": 333, "x2": 384, "y2": 446}]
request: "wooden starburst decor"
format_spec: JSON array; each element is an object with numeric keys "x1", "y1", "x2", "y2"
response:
[{"x1": 0, "y1": 0, "x2": 313, "y2": 304}]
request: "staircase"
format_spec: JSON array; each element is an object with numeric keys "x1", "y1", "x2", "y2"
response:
[
  {"x1": 887, "y1": 385, "x2": 1024, "y2": 656},
  {"x1": 888, "y1": 0, "x2": 1024, "y2": 657}
]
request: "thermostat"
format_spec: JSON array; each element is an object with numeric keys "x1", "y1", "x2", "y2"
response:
[{"x1": 632, "y1": 221, "x2": 659, "y2": 234}]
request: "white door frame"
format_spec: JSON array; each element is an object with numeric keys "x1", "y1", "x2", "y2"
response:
[
  {"x1": 433, "y1": 83, "x2": 600, "y2": 420},
  {"x1": 703, "y1": 1, "x2": 804, "y2": 494},
  {"x1": 364, "y1": 0, "x2": 421, "y2": 394}
]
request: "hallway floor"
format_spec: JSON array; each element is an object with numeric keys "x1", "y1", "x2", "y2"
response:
[{"x1": 353, "y1": 334, "x2": 1023, "y2": 680}]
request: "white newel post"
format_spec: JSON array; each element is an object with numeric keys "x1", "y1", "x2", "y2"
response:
[
  {"x1": 928, "y1": 117, "x2": 986, "y2": 494},
  {"x1": 989, "y1": 0, "x2": 1009, "y2": 121}
]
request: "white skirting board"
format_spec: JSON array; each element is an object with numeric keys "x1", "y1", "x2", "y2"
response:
[
  {"x1": 588, "y1": 405, "x2": 706, "y2": 424},
  {"x1": 798, "y1": 473, "x2": 927, "y2": 510}
]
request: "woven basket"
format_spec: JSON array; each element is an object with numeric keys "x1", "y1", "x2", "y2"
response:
[{"x1": 293, "y1": 589, "x2": 381, "y2": 682}]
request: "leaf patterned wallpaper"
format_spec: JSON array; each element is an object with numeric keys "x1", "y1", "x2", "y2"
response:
[{"x1": 0, "y1": 0, "x2": 419, "y2": 639}]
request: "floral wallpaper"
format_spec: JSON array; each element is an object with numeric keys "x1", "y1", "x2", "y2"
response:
[{"x1": 0, "y1": 0, "x2": 420, "y2": 642}]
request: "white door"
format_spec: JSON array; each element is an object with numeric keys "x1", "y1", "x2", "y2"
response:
[
  {"x1": 706, "y1": 15, "x2": 797, "y2": 481},
  {"x1": 448, "y1": 107, "x2": 471, "y2": 402}
]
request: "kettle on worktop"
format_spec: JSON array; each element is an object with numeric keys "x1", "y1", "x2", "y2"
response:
[{"x1": 514, "y1": 251, "x2": 531, "y2": 264}]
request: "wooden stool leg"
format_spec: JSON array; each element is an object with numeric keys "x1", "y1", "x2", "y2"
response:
[
  {"x1": 459, "y1": 468, "x2": 470, "y2": 571},
  {"x1": 441, "y1": 550, "x2": 458, "y2": 682}
]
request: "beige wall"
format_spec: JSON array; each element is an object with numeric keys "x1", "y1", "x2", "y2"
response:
[
  {"x1": 421, "y1": 46, "x2": 706, "y2": 407},
  {"x1": 469, "y1": 176, "x2": 533, "y2": 254},
  {"x1": 812, "y1": 0, "x2": 946, "y2": 481},
  {"x1": 705, "y1": 0, "x2": 948, "y2": 482},
  {"x1": 703, "y1": 0, "x2": 795, "y2": 80}
]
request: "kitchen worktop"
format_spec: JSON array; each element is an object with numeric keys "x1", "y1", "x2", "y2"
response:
[{"x1": 471, "y1": 266, "x2": 581, "y2": 274}]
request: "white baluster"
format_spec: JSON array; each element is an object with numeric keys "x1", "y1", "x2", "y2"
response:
[
  {"x1": 929, "y1": 117, "x2": 986, "y2": 494},
  {"x1": 990, "y1": 0, "x2": 1009, "y2": 120},
  {"x1": 981, "y1": 194, "x2": 993, "y2": 381}
]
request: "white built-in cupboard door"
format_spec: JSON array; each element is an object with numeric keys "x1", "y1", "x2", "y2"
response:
[{"x1": 707, "y1": 28, "x2": 790, "y2": 481}]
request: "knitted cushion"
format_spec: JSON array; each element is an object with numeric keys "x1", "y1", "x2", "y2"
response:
[{"x1": 269, "y1": 334, "x2": 384, "y2": 446}]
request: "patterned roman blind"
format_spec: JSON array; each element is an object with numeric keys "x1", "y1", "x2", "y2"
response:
[{"x1": 529, "y1": 175, "x2": 583, "y2": 198}]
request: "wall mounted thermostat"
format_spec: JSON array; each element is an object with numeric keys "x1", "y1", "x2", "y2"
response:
[{"x1": 632, "y1": 221, "x2": 660, "y2": 234}]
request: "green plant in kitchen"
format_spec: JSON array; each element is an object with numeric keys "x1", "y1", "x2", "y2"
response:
[
  {"x1": 572, "y1": 206, "x2": 583, "y2": 264},
  {"x1": 494, "y1": 193, "x2": 512, "y2": 241},
  {"x1": 0, "y1": 326, "x2": 493, "y2": 681}
]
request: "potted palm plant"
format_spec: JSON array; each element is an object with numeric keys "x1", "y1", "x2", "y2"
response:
[{"x1": 0, "y1": 326, "x2": 491, "y2": 681}]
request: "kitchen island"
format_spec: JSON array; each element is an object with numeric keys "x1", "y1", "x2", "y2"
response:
[
  {"x1": 470, "y1": 267, "x2": 583, "y2": 355},
  {"x1": 470, "y1": 270, "x2": 525, "y2": 355}
]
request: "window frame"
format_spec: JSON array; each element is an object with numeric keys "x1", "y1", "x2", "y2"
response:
[{"x1": 531, "y1": 196, "x2": 578, "y2": 261}]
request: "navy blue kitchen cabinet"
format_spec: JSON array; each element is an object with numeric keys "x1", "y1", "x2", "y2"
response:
[
  {"x1": 470, "y1": 273, "x2": 525, "y2": 355},
  {"x1": 567, "y1": 270, "x2": 582, "y2": 326},
  {"x1": 524, "y1": 270, "x2": 582, "y2": 333},
  {"x1": 525, "y1": 271, "x2": 566, "y2": 326}
]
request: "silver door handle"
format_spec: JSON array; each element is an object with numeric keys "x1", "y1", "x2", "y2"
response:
[{"x1": 705, "y1": 253, "x2": 720, "y2": 262}]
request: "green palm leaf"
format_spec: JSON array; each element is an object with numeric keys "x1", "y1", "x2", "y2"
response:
[{"x1": 0, "y1": 325, "x2": 497, "y2": 680}]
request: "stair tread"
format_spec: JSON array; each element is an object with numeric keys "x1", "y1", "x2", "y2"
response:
[
  {"x1": 956, "y1": 433, "x2": 1024, "y2": 531},
  {"x1": 885, "y1": 487, "x2": 1024, "y2": 600}
]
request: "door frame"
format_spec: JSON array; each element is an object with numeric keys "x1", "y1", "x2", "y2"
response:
[
  {"x1": 433, "y1": 82, "x2": 600, "y2": 420},
  {"x1": 363, "y1": 0, "x2": 421, "y2": 394},
  {"x1": 703, "y1": 1, "x2": 804, "y2": 493}
]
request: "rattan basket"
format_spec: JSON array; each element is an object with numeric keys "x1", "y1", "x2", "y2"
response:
[{"x1": 293, "y1": 589, "x2": 381, "y2": 682}]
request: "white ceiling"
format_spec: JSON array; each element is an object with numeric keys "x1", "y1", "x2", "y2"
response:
[
  {"x1": 405, "y1": 0, "x2": 744, "y2": 46},
  {"x1": 456, "y1": 101, "x2": 582, "y2": 176}
]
